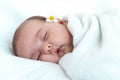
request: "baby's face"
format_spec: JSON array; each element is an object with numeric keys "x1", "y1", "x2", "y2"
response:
[{"x1": 16, "y1": 19, "x2": 73, "y2": 63}]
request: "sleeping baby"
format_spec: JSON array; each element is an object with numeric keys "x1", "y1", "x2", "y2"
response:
[
  {"x1": 12, "y1": 16, "x2": 74, "y2": 63},
  {"x1": 12, "y1": 13, "x2": 120, "y2": 79}
]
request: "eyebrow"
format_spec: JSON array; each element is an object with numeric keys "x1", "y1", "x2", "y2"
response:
[{"x1": 36, "y1": 28, "x2": 42, "y2": 38}]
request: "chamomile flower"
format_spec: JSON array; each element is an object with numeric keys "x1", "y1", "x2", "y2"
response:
[{"x1": 46, "y1": 15, "x2": 58, "y2": 23}]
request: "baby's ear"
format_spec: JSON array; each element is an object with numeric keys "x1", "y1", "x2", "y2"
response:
[{"x1": 58, "y1": 19, "x2": 68, "y2": 27}]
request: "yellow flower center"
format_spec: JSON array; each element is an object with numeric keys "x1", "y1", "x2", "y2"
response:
[{"x1": 49, "y1": 16, "x2": 54, "y2": 21}]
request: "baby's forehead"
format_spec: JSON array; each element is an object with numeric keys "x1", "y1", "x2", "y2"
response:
[
  {"x1": 24, "y1": 19, "x2": 42, "y2": 25},
  {"x1": 16, "y1": 16, "x2": 46, "y2": 36},
  {"x1": 20, "y1": 19, "x2": 43, "y2": 29},
  {"x1": 15, "y1": 19, "x2": 39, "y2": 37}
]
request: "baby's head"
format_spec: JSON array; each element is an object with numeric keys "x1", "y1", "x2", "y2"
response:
[{"x1": 12, "y1": 16, "x2": 73, "y2": 63}]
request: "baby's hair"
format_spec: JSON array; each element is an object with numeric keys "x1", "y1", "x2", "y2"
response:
[
  {"x1": 12, "y1": 16, "x2": 46, "y2": 55},
  {"x1": 26, "y1": 16, "x2": 46, "y2": 21}
]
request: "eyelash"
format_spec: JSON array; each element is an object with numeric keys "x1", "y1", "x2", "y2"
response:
[
  {"x1": 43, "y1": 32, "x2": 48, "y2": 41},
  {"x1": 37, "y1": 52, "x2": 41, "y2": 60}
]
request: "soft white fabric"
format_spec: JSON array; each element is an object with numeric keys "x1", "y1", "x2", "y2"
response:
[
  {"x1": 59, "y1": 13, "x2": 120, "y2": 80},
  {"x1": 0, "y1": 53, "x2": 70, "y2": 80}
]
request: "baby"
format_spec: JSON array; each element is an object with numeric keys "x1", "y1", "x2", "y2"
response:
[{"x1": 12, "y1": 16, "x2": 74, "y2": 63}]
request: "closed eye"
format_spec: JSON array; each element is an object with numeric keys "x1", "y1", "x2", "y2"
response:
[
  {"x1": 43, "y1": 32, "x2": 48, "y2": 40},
  {"x1": 37, "y1": 52, "x2": 41, "y2": 60}
]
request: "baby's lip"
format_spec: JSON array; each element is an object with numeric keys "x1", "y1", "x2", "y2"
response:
[{"x1": 56, "y1": 46, "x2": 64, "y2": 57}]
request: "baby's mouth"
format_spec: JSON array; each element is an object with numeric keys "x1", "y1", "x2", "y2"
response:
[{"x1": 57, "y1": 46, "x2": 64, "y2": 57}]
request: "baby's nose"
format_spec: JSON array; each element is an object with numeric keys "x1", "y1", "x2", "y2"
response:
[{"x1": 44, "y1": 44, "x2": 52, "y2": 54}]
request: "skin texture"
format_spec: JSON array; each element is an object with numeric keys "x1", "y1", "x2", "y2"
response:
[{"x1": 13, "y1": 18, "x2": 73, "y2": 63}]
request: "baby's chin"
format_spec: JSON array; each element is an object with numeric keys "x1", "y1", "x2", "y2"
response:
[
  {"x1": 41, "y1": 56, "x2": 60, "y2": 64},
  {"x1": 48, "y1": 60, "x2": 59, "y2": 64},
  {"x1": 53, "y1": 58, "x2": 61, "y2": 64}
]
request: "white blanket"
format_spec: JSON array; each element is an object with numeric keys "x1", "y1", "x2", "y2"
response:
[{"x1": 59, "y1": 13, "x2": 120, "y2": 80}]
